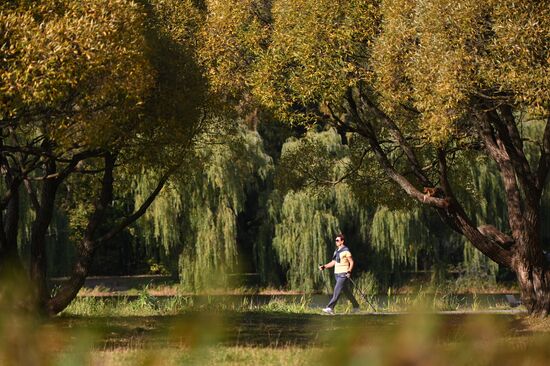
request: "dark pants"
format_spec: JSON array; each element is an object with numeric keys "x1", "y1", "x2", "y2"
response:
[{"x1": 327, "y1": 273, "x2": 360, "y2": 309}]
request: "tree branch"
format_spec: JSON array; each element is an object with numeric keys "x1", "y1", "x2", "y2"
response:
[
  {"x1": 362, "y1": 96, "x2": 432, "y2": 188},
  {"x1": 476, "y1": 111, "x2": 525, "y2": 241},
  {"x1": 24, "y1": 178, "x2": 40, "y2": 212},
  {"x1": 96, "y1": 167, "x2": 175, "y2": 245},
  {"x1": 342, "y1": 91, "x2": 513, "y2": 267},
  {"x1": 477, "y1": 224, "x2": 514, "y2": 249},
  {"x1": 488, "y1": 108, "x2": 535, "y2": 198},
  {"x1": 499, "y1": 105, "x2": 525, "y2": 157},
  {"x1": 344, "y1": 90, "x2": 449, "y2": 209}
]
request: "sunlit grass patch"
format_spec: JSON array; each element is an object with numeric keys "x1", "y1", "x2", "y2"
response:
[
  {"x1": 62, "y1": 294, "x2": 195, "y2": 317},
  {"x1": 87, "y1": 346, "x2": 321, "y2": 366},
  {"x1": 236, "y1": 295, "x2": 313, "y2": 313}
]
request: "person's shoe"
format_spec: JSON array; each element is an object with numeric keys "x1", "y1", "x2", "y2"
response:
[
  {"x1": 322, "y1": 307, "x2": 334, "y2": 315},
  {"x1": 351, "y1": 307, "x2": 360, "y2": 314}
]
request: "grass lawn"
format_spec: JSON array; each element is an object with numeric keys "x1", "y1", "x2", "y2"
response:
[
  {"x1": 3, "y1": 294, "x2": 550, "y2": 365},
  {"x1": 3, "y1": 310, "x2": 546, "y2": 365}
]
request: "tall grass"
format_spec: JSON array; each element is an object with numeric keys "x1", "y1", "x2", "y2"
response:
[
  {"x1": 62, "y1": 289, "x2": 515, "y2": 317},
  {"x1": 2, "y1": 274, "x2": 542, "y2": 366},
  {"x1": 62, "y1": 295, "x2": 319, "y2": 317}
]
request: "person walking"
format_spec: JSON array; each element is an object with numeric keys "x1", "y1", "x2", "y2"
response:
[{"x1": 319, "y1": 233, "x2": 360, "y2": 314}]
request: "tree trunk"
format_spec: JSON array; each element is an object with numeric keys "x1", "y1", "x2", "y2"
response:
[
  {"x1": 511, "y1": 204, "x2": 550, "y2": 316},
  {"x1": 515, "y1": 261, "x2": 550, "y2": 317},
  {"x1": 0, "y1": 156, "x2": 24, "y2": 273},
  {"x1": 0, "y1": 185, "x2": 24, "y2": 275},
  {"x1": 30, "y1": 159, "x2": 59, "y2": 312},
  {"x1": 445, "y1": 197, "x2": 550, "y2": 316},
  {"x1": 45, "y1": 156, "x2": 175, "y2": 315},
  {"x1": 45, "y1": 153, "x2": 115, "y2": 315},
  {"x1": 444, "y1": 202, "x2": 550, "y2": 316},
  {"x1": 46, "y1": 239, "x2": 95, "y2": 315},
  {"x1": 4, "y1": 186, "x2": 19, "y2": 253}
]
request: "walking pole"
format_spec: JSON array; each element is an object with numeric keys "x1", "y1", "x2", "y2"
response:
[
  {"x1": 347, "y1": 276, "x2": 378, "y2": 312},
  {"x1": 319, "y1": 265, "x2": 332, "y2": 301}
]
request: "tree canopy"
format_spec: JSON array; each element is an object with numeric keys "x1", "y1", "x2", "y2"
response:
[
  {"x1": 1, "y1": 0, "x2": 206, "y2": 314},
  {"x1": 197, "y1": 0, "x2": 550, "y2": 315},
  {"x1": 2, "y1": 0, "x2": 550, "y2": 316}
]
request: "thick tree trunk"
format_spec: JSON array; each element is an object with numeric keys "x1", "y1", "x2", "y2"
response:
[
  {"x1": 444, "y1": 202, "x2": 550, "y2": 316},
  {"x1": 46, "y1": 239, "x2": 95, "y2": 315},
  {"x1": 446, "y1": 198, "x2": 550, "y2": 316},
  {"x1": 515, "y1": 262, "x2": 550, "y2": 317},
  {"x1": 511, "y1": 204, "x2": 550, "y2": 316}
]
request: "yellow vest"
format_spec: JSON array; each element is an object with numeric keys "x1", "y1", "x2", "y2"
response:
[{"x1": 334, "y1": 249, "x2": 352, "y2": 274}]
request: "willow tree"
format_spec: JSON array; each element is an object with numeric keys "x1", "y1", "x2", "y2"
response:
[
  {"x1": 0, "y1": 0, "x2": 205, "y2": 314},
  {"x1": 134, "y1": 125, "x2": 274, "y2": 290},
  {"x1": 270, "y1": 129, "x2": 371, "y2": 292},
  {"x1": 199, "y1": 0, "x2": 550, "y2": 315}
]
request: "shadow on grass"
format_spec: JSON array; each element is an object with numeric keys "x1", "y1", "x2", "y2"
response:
[{"x1": 51, "y1": 311, "x2": 529, "y2": 349}]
